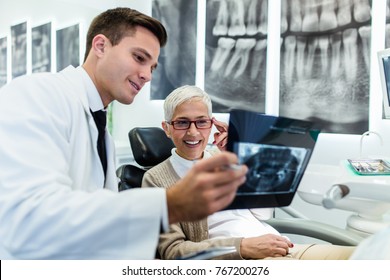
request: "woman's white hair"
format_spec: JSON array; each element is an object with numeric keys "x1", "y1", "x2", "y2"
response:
[{"x1": 164, "y1": 85, "x2": 212, "y2": 121}]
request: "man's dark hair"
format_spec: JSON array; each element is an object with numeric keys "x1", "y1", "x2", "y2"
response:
[{"x1": 84, "y1": 7, "x2": 167, "y2": 62}]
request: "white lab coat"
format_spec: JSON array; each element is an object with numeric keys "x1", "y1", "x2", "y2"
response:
[{"x1": 0, "y1": 66, "x2": 166, "y2": 259}]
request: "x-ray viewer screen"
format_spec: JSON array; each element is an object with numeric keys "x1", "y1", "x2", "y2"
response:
[
  {"x1": 235, "y1": 143, "x2": 309, "y2": 195},
  {"x1": 226, "y1": 109, "x2": 320, "y2": 208},
  {"x1": 383, "y1": 56, "x2": 390, "y2": 107}
]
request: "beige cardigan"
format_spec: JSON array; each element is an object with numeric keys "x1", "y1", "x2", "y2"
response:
[{"x1": 142, "y1": 158, "x2": 244, "y2": 260}]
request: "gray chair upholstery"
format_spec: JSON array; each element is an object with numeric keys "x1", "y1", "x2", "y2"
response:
[{"x1": 267, "y1": 217, "x2": 364, "y2": 246}]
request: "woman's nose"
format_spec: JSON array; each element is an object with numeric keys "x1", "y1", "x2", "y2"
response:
[{"x1": 187, "y1": 122, "x2": 199, "y2": 135}]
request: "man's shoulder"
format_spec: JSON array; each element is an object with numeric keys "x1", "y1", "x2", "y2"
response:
[{"x1": 4, "y1": 67, "x2": 78, "y2": 93}]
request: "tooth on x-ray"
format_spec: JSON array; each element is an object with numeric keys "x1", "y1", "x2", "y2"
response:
[
  {"x1": 318, "y1": 36, "x2": 330, "y2": 73},
  {"x1": 283, "y1": 36, "x2": 297, "y2": 86},
  {"x1": 358, "y1": 26, "x2": 371, "y2": 70},
  {"x1": 343, "y1": 28, "x2": 358, "y2": 83},
  {"x1": 319, "y1": 1, "x2": 337, "y2": 31},
  {"x1": 302, "y1": 0, "x2": 319, "y2": 32},
  {"x1": 337, "y1": 0, "x2": 353, "y2": 26},
  {"x1": 213, "y1": 0, "x2": 229, "y2": 36},
  {"x1": 289, "y1": 0, "x2": 302, "y2": 32},
  {"x1": 225, "y1": 38, "x2": 256, "y2": 78},
  {"x1": 247, "y1": 0, "x2": 259, "y2": 36},
  {"x1": 228, "y1": 0, "x2": 246, "y2": 36},
  {"x1": 250, "y1": 39, "x2": 267, "y2": 81},
  {"x1": 258, "y1": 0, "x2": 268, "y2": 34},
  {"x1": 210, "y1": 37, "x2": 236, "y2": 72},
  {"x1": 354, "y1": 0, "x2": 371, "y2": 22}
]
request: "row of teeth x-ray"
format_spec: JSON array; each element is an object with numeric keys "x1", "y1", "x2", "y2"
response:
[
  {"x1": 1, "y1": 1, "x2": 389, "y2": 134},
  {"x1": 151, "y1": 0, "x2": 390, "y2": 134}
]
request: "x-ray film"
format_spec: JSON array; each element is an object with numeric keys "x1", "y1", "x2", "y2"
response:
[{"x1": 226, "y1": 109, "x2": 320, "y2": 209}]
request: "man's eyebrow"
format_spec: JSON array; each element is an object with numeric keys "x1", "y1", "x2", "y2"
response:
[
  {"x1": 134, "y1": 47, "x2": 158, "y2": 69},
  {"x1": 134, "y1": 47, "x2": 154, "y2": 60},
  {"x1": 135, "y1": 47, "x2": 151, "y2": 57}
]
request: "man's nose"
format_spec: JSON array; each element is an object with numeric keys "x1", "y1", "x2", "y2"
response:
[{"x1": 140, "y1": 66, "x2": 152, "y2": 82}]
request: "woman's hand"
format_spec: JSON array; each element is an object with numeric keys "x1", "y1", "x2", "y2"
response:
[
  {"x1": 240, "y1": 234, "x2": 294, "y2": 259},
  {"x1": 212, "y1": 117, "x2": 228, "y2": 151}
]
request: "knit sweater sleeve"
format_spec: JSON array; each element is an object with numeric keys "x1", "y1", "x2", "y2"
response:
[
  {"x1": 159, "y1": 222, "x2": 243, "y2": 260},
  {"x1": 141, "y1": 159, "x2": 179, "y2": 189}
]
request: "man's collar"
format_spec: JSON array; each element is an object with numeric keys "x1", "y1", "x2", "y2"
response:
[{"x1": 78, "y1": 66, "x2": 104, "y2": 112}]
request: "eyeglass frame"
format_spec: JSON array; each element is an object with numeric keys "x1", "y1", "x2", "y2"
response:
[{"x1": 165, "y1": 118, "x2": 213, "y2": 130}]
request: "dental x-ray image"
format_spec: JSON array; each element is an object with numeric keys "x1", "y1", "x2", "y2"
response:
[
  {"x1": 279, "y1": 0, "x2": 371, "y2": 134},
  {"x1": 32, "y1": 22, "x2": 51, "y2": 73},
  {"x1": 205, "y1": 0, "x2": 268, "y2": 113},
  {"x1": 150, "y1": 0, "x2": 197, "y2": 100},
  {"x1": 225, "y1": 109, "x2": 320, "y2": 209},
  {"x1": 386, "y1": 0, "x2": 390, "y2": 48},
  {"x1": 56, "y1": 24, "x2": 80, "y2": 72},
  {"x1": 11, "y1": 22, "x2": 27, "y2": 79},
  {"x1": 238, "y1": 144, "x2": 306, "y2": 194}
]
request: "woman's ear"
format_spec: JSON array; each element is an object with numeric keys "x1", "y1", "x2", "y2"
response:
[{"x1": 162, "y1": 121, "x2": 170, "y2": 138}]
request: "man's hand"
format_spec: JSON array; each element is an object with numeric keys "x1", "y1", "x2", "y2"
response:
[
  {"x1": 212, "y1": 117, "x2": 228, "y2": 151},
  {"x1": 166, "y1": 152, "x2": 247, "y2": 224},
  {"x1": 240, "y1": 234, "x2": 294, "y2": 259}
]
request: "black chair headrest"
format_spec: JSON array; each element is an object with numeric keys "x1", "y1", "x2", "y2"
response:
[{"x1": 129, "y1": 127, "x2": 175, "y2": 168}]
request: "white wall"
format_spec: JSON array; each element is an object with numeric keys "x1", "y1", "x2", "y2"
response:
[{"x1": 2, "y1": 0, "x2": 390, "y2": 234}]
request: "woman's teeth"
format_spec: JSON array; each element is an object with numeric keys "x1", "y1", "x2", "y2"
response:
[{"x1": 185, "y1": 140, "x2": 200, "y2": 145}]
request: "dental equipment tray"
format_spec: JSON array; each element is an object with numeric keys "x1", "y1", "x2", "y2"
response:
[{"x1": 347, "y1": 159, "x2": 390, "y2": 175}]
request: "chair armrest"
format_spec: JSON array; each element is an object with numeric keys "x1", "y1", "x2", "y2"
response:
[
  {"x1": 267, "y1": 218, "x2": 364, "y2": 246},
  {"x1": 117, "y1": 164, "x2": 146, "y2": 191}
]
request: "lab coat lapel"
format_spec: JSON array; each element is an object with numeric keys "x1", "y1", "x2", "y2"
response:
[
  {"x1": 104, "y1": 133, "x2": 118, "y2": 191},
  {"x1": 61, "y1": 66, "x2": 108, "y2": 189}
]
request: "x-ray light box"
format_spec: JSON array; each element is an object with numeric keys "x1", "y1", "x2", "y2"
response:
[{"x1": 377, "y1": 48, "x2": 390, "y2": 119}]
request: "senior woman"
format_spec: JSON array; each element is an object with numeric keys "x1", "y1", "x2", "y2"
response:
[{"x1": 142, "y1": 85, "x2": 355, "y2": 260}]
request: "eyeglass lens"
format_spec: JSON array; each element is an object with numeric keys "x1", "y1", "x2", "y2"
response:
[{"x1": 172, "y1": 120, "x2": 212, "y2": 129}]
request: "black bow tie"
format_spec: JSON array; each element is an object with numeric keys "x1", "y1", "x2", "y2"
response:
[{"x1": 90, "y1": 109, "x2": 107, "y2": 179}]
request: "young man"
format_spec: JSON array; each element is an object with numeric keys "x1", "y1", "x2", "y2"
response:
[{"x1": 0, "y1": 7, "x2": 247, "y2": 259}]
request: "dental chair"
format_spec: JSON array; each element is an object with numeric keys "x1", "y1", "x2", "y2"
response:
[
  {"x1": 117, "y1": 127, "x2": 363, "y2": 246},
  {"x1": 267, "y1": 208, "x2": 363, "y2": 246},
  {"x1": 117, "y1": 127, "x2": 175, "y2": 191},
  {"x1": 297, "y1": 161, "x2": 390, "y2": 241},
  {"x1": 294, "y1": 131, "x2": 390, "y2": 244}
]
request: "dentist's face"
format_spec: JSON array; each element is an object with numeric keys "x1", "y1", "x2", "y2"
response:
[{"x1": 95, "y1": 26, "x2": 160, "y2": 107}]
